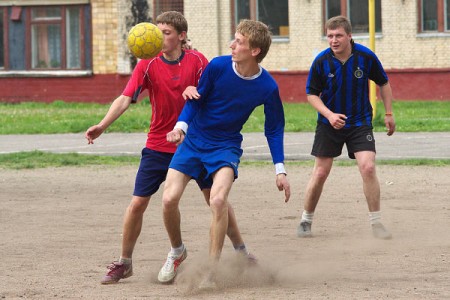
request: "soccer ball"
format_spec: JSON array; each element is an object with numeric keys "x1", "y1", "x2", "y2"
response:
[{"x1": 127, "y1": 22, "x2": 163, "y2": 59}]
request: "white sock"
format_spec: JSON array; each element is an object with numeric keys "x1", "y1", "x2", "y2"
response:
[
  {"x1": 301, "y1": 211, "x2": 314, "y2": 223},
  {"x1": 171, "y1": 244, "x2": 185, "y2": 256},
  {"x1": 234, "y1": 244, "x2": 249, "y2": 255},
  {"x1": 119, "y1": 257, "x2": 132, "y2": 265},
  {"x1": 368, "y1": 211, "x2": 382, "y2": 225}
]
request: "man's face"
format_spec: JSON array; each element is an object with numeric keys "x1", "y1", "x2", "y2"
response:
[
  {"x1": 229, "y1": 32, "x2": 254, "y2": 62},
  {"x1": 157, "y1": 23, "x2": 184, "y2": 53},
  {"x1": 326, "y1": 27, "x2": 352, "y2": 56}
]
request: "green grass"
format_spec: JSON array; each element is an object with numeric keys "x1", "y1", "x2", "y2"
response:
[
  {"x1": 0, "y1": 151, "x2": 139, "y2": 169},
  {"x1": 1, "y1": 99, "x2": 450, "y2": 169},
  {"x1": 1, "y1": 99, "x2": 450, "y2": 134},
  {"x1": 2, "y1": 151, "x2": 449, "y2": 170}
]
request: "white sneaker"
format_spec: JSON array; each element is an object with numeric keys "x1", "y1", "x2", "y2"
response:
[
  {"x1": 297, "y1": 221, "x2": 312, "y2": 237},
  {"x1": 372, "y1": 223, "x2": 392, "y2": 239},
  {"x1": 198, "y1": 273, "x2": 216, "y2": 290},
  {"x1": 157, "y1": 248, "x2": 187, "y2": 283}
]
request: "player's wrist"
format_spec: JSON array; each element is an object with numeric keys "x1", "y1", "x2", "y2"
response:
[
  {"x1": 385, "y1": 112, "x2": 393, "y2": 116},
  {"x1": 275, "y1": 163, "x2": 286, "y2": 175}
]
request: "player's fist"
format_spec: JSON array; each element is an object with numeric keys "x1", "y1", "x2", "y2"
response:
[{"x1": 167, "y1": 128, "x2": 185, "y2": 145}]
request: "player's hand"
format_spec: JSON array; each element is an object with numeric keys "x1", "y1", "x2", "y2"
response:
[
  {"x1": 182, "y1": 86, "x2": 201, "y2": 100},
  {"x1": 276, "y1": 173, "x2": 290, "y2": 203},
  {"x1": 85, "y1": 125, "x2": 104, "y2": 144},
  {"x1": 166, "y1": 128, "x2": 185, "y2": 145},
  {"x1": 385, "y1": 115, "x2": 396, "y2": 136},
  {"x1": 328, "y1": 113, "x2": 347, "y2": 130}
]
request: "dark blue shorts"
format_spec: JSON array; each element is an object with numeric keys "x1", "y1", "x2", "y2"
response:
[
  {"x1": 133, "y1": 148, "x2": 211, "y2": 197},
  {"x1": 311, "y1": 123, "x2": 376, "y2": 159},
  {"x1": 169, "y1": 135, "x2": 242, "y2": 182}
]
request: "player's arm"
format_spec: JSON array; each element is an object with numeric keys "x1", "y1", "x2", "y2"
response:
[
  {"x1": 379, "y1": 82, "x2": 396, "y2": 136},
  {"x1": 264, "y1": 89, "x2": 290, "y2": 203},
  {"x1": 307, "y1": 94, "x2": 346, "y2": 129},
  {"x1": 85, "y1": 95, "x2": 132, "y2": 144}
]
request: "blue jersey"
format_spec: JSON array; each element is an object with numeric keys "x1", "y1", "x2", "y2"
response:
[
  {"x1": 178, "y1": 55, "x2": 285, "y2": 164},
  {"x1": 306, "y1": 42, "x2": 388, "y2": 128}
]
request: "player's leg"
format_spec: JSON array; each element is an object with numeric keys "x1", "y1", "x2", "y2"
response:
[
  {"x1": 158, "y1": 168, "x2": 191, "y2": 283},
  {"x1": 200, "y1": 187, "x2": 254, "y2": 261},
  {"x1": 197, "y1": 166, "x2": 234, "y2": 289},
  {"x1": 297, "y1": 156, "x2": 333, "y2": 237},
  {"x1": 298, "y1": 123, "x2": 343, "y2": 237},
  {"x1": 121, "y1": 196, "x2": 151, "y2": 258},
  {"x1": 354, "y1": 151, "x2": 391, "y2": 239},
  {"x1": 101, "y1": 148, "x2": 171, "y2": 284}
]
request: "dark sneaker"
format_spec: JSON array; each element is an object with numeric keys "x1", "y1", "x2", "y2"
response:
[
  {"x1": 101, "y1": 261, "x2": 133, "y2": 284},
  {"x1": 157, "y1": 248, "x2": 187, "y2": 284},
  {"x1": 297, "y1": 221, "x2": 312, "y2": 237},
  {"x1": 372, "y1": 223, "x2": 392, "y2": 239}
]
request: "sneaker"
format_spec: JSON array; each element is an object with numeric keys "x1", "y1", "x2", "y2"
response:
[
  {"x1": 157, "y1": 248, "x2": 187, "y2": 284},
  {"x1": 297, "y1": 221, "x2": 312, "y2": 237},
  {"x1": 245, "y1": 252, "x2": 258, "y2": 264},
  {"x1": 101, "y1": 261, "x2": 133, "y2": 284},
  {"x1": 372, "y1": 223, "x2": 392, "y2": 239},
  {"x1": 198, "y1": 273, "x2": 217, "y2": 290}
]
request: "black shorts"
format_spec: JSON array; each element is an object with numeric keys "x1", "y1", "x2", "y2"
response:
[{"x1": 311, "y1": 122, "x2": 376, "y2": 159}]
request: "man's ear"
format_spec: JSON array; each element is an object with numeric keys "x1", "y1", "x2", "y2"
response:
[
  {"x1": 179, "y1": 31, "x2": 187, "y2": 41},
  {"x1": 251, "y1": 47, "x2": 261, "y2": 58}
]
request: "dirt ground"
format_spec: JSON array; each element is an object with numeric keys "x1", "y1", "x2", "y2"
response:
[{"x1": 1, "y1": 164, "x2": 449, "y2": 299}]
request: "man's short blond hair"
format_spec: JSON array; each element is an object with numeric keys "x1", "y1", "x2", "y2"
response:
[{"x1": 236, "y1": 20, "x2": 272, "y2": 63}]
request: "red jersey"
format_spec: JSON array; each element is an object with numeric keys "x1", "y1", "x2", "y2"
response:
[{"x1": 122, "y1": 50, "x2": 208, "y2": 153}]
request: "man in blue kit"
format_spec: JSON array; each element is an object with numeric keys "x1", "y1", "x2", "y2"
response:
[
  {"x1": 297, "y1": 16, "x2": 396, "y2": 240},
  {"x1": 157, "y1": 19, "x2": 291, "y2": 288}
]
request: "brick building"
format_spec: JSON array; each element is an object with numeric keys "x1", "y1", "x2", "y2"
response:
[{"x1": 1, "y1": 0, "x2": 450, "y2": 103}]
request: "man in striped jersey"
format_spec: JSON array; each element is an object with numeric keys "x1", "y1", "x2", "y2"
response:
[{"x1": 297, "y1": 15, "x2": 396, "y2": 240}]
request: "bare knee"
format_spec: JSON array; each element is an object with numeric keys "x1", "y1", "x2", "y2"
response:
[
  {"x1": 209, "y1": 195, "x2": 228, "y2": 216},
  {"x1": 359, "y1": 162, "x2": 377, "y2": 179},
  {"x1": 313, "y1": 166, "x2": 331, "y2": 184},
  {"x1": 127, "y1": 196, "x2": 150, "y2": 215}
]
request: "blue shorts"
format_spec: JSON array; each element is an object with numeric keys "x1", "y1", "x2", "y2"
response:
[
  {"x1": 133, "y1": 148, "x2": 211, "y2": 197},
  {"x1": 169, "y1": 135, "x2": 243, "y2": 182}
]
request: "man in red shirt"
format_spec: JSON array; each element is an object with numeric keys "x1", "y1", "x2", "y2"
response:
[{"x1": 85, "y1": 11, "x2": 253, "y2": 285}]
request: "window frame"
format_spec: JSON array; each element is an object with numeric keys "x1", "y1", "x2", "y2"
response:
[
  {"x1": 418, "y1": 0, "x2": 449, "y2": 33},
  {"x1": 25, "y1": 5, "x2": 86, "y2": 71},
  {"x1": 1, "y1": 7, "x2": 7, "y2": 69},
  {"x1": 230, "y1": 0, "x2": 290, "y2": 40},
  {"x1": 323, "y1": 0, "x2": 382, "y2": 35}
]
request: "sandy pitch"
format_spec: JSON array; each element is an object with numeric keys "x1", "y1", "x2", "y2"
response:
[{"x1": 1, "y1": 165, "x2": 449, "y2": 299}]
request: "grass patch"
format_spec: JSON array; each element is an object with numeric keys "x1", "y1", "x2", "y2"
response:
[
  {"x1": 1, "y1": 100, "x2": 450, "y2": 134},
  {"x1": 1, "y1": 151, "x2": 449, "y2": 170},
  {"x1": 0, "y1": 151, "x2": 139, "y2": 170}
]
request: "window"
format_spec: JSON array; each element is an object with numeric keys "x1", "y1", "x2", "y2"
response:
[
  {"x1": 29, "y1": 6, "x2": 84, "y2": 70},
  {"x1": 1, "y1": 8, "x2": 4, "y2": 69},
  {"x1": 232, "y1": 0, "x2": 289, "y2": 37},
  {"x1": 154, "y1": 0, "x2": 184, "y2": 19},
  {"x1": 419, "y1": 0, "x2": 450, "y2": 32},
  {"x1": 325, "y1": 0, "x2": 382, "y2": 34}
]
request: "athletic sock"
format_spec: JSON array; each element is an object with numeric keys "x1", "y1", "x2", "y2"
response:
[
  {"x1": 171, "y1": 243, "x2": 185, "y2": 256},
  {"x1": 234, "y1": 243, "x2": 249, "y2": 255},
  {"x1": 301, "y1": 211, "x2": 314, "y2": 223},
  {"x1": 119, "y1": 257, "x2": 132, "y2": 265},
  {"x1": 368, "y1": 211, "x2": 382, "y2": 225}
]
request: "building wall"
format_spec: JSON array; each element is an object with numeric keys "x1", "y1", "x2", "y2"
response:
[{"x1": 1, "y1": 0, "x2": 450, "y2": 103}]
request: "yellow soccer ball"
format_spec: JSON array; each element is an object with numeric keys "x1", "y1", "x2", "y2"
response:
[{"x1": 127, "y1": 22, "x2": 163, "y2": 59}]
